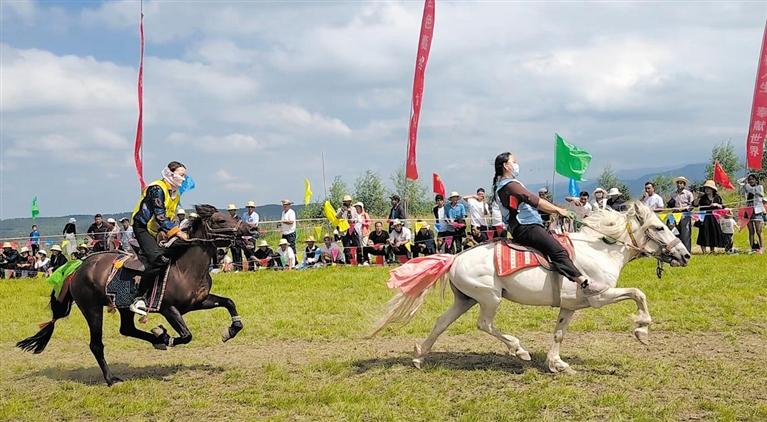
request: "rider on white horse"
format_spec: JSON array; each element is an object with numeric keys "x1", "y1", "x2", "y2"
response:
[{"x1": 491, "y1": 152, "x2": 607, "y2": 296}]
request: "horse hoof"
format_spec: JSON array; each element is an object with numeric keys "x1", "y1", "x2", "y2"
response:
[
  {"x1": 634, "y1": 327, "x2": 650, "y2": 345},
  {"x1": 412, "y1": 358, "x2": 423, "y2": 370},
  {"x1": 516, "y1": 349, "x2": 532, "y2": 361},
  {"x1": 221, "y1": 328, "x2": 231, "y2": 343},
  {"x1": 106, "y1": 376, "x2": 123, "y2": 386},
  {"x1": 152, "y1": 343, "x2": 167, "y2": 351}
]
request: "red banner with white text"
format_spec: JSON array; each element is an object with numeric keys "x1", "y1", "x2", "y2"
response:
[
  {"x1": 133, "y1": 10, "x2": 146, "y2": 190},
  {"x1": 405, "y1": 0, "x2": 435, "y2": 180},
  {"x1": 746, "y1": 20, "x2": 767, "y2": 170}
]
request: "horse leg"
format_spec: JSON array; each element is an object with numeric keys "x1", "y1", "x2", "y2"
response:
[
  {"x1": 82, "y1": 305, "x2": 121, "y2": 385},
  {"x1": 413, "y1": 284, "x2": 476, "y2": 369},
  {"x1": 547, "y1": 308, "x2": 576, "y2": 374},
  {"x1": 475, "y1": 292, "x2": 531, "y2": 361},
  {"x1": 188, "y1": 294, "x2": 243, "y2": 342},
  {"x1": 159, "y1": 306, "x2": 193, "y2": 347},
  {"x1": 118, "y1": 309, "x2": 169, "y2": 350},
  {"x1": 587, "y1": 287, "x2": 652, "y2": 345}
]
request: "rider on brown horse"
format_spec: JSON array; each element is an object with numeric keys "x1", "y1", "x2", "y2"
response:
[{"x1": 129, "y1": 161, "x2": 189, "y2": 315}]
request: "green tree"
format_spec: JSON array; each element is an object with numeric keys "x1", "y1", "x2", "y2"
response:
[
  {"x1": 328, "y1": 176, "x2": 349, "y2": 208},
  {"x1": 705, "y1": 140, "x2": 742, "y2": 181},
  {"x1": 649, "y1": 174, "x2": 674, "y2": 198},
  {"x1": 597, "y1": 165, "x2": 631, "y2": 201},
  {"x1": 298, "y1": 202, "x2": 323, "y2": 220},
  {"x1": 390, "y1": 168, "x2": 431, "y2": 216},
  {"x1": 353, "y1": 170, "x2": 388, "y2": 217}
]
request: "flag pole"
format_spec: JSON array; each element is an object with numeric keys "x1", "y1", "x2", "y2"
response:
[{"x1": 321, "y1": 151, "x2": 328, "y2": 201}]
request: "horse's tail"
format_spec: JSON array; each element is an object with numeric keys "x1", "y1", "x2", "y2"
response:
[
  {"x1": 368, "y1": 254, "x2": 455, "y2": 337},
  {"x1": 16, "y1": 289, "x2": 73, "y2": 354}
]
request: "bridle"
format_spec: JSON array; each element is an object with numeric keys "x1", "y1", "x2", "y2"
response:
[{"x1": 186, "y1": 217, "x2": 242, "y2": 247}]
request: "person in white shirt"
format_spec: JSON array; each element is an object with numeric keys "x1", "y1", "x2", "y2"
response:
[
  {"x1": 740, "y1": 173, "x2": 765, "y2": 253},
  {"x1": 242, "y1": 200, "x2": 260, "y2": 230},
  {"x1": 276, "y1": 238, "x2": 296, "y2": 269},
  {"x1": 106, "y1": 218, "x2": 120, "y2": 251},
  {"x1": 35, "y1": 250, "x2": 50, "y2": 272},
  {"x1": 388, "y1": 219, "x2": 412, "y2": 260},
  {"x1": 641, "y1": 182, "x2": 665, "y2": 210},
  {"x1": 280, "y1": 199, "x2": 297, "y2": 253},
  {"x1": 565, "y1": 191, "x2": 593, "y2": 220},
  {"x1": 463, "y1": 188, "x2": 490, "y2": 231},
  {"x1": 591, "y1": 188, "x2": 608, "y2": 210}
]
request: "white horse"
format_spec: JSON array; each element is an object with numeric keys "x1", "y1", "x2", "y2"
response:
[{"x1": 371, "y1": 201, "x2": 690, "y2": 374}]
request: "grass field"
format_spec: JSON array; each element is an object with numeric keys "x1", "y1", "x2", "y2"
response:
[{"x1": 1, "y1": 235, "x2": 766, "y2": 420}]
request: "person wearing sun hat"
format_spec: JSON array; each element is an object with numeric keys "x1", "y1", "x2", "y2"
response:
[
  {"x1": 387, "y1": 194, "x2": 407, "y2": 232},
  {"x1": 35, "y1": 249, "x2": 50, "y2": 273},
  {"x1": 591, "y1": 188, "x2": 608, "y2": 210},
  {"x1": 280, "y1": 199, "x2": 297, "y2": 254},
  {"x1": 62, "y1": 217, "x2": 77, "y2": 256},
  {"x1": 693, "y1": 180, "x2": 725, "y2": 254},
  {"x1": 301, "y1": 237, "x2": 320, "y2": 268},
  {"x1": 606, "y1": 187, "x2": 626, "y2": 212},
  {"x1": 669, "y1": 176, "x2": 695, "y2": 253},
  {"x1": 253, "y1": 239, "x2": 276, "y2": 269},
  {"x1": 48, "y1": 245, "x2": 68, "y2": 273},
  {"x1": 1, "y1": 242, "x2": 20, "y2": 278},
  {"x1": 276, "y1": 238, "x2": 296, "y2": 269},
  {"x1": 242, "y1": 201, "x2": 260, "y2": 231}
]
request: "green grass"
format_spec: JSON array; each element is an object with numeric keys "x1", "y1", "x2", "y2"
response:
[{"x1": 0, "y1": 235, "x2": 765, "y2": 420}]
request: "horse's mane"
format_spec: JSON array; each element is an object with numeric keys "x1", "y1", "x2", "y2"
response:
[
  {"x1": 194, "y1": 204, "x2": 219, "y2": 219},
  {"x1": 579, "y1": 201, "x2": 652, "y2": 240}
]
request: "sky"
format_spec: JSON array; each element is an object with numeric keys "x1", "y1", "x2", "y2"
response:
[{"x1": 1, "y1": 0, "x2": 765, "y2": 219}]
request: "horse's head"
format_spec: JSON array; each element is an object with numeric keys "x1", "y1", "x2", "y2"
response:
[
  {"x1": 628, "y1": 202, "x2": 690, "y2": 267},
  {"x1": 193, "y1": 204, "x2": 249, "y2": 247}
]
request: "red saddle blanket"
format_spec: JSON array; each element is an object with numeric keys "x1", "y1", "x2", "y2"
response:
[{"x1": 494, "y1": 233, "x2": 575, "y2": 277}]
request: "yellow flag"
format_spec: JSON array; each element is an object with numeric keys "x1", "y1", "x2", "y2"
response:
[
  {"x1": 414, "y1": 221, "x2": 424, "y2": 235},
  {"x1": 672, "y1": 213, "x2": 682, "y2": 224},
  {"x1": 323, "y1": 200, "x2": 338, "y2": 226},
  {"x1": 304, "y1": 179, "x2": 313, "y2": 205},
  {"x1": 658, "y1": 213, "x2": 668, "y2": 223},
  {"x1": 313, "y1": 226, "x2": 323, "y2": 241}
]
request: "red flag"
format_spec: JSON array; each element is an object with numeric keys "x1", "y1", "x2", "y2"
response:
[
  {"x1": 714, "y1": 161, "x2": 735, "y2": 190},
  {"x1": 405, "y1": 0, "x2": 436, "y2": 180},
  {"x1": 133, "y1": 9, "x2": 146, "y2": 190},
  {"x1": 746, "y1": 20, "x2": 767, "y2": 170},
  {"x1": 432, "y1": 173, "x2": 445, "y2": 197}
]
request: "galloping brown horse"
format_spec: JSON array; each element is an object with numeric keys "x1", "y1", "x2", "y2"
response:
[{"x1": 17, "y1": 205, "x2": 250, "y2": 385}]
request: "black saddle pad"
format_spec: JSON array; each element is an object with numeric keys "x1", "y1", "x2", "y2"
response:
[{"x1": 106, "y1": 269, "x2": 141, "y2": 308}]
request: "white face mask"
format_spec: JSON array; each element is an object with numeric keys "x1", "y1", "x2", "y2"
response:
[{"x1": 511, "y1": 162, "x2": 520, "y2": 178}]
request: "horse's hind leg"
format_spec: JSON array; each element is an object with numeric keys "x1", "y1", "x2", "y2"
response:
[
  {"x1": 159, "y1": 306, "x2": 193, "y2": 347},
  {"x1": 413, "y1": 284, "x2": 476, "y2": 369},
  {"x1": 190, "y1": 294, "x2": 243, "y2": 342},
  {"x1": 475, "y1": 291, "x2": 531, "y2": 361},
  {"x1": 587, "y1": 287, "x2": 652, "y2": 345},
  {"x1": 82, "y1": 305, "x2": 121, "y2": 385},
  {"x1": 546, "y1": 308, "x2": 576, "y2": 374},
  {"x1": 118, "y1": 309, "x2": 169, "y2": 350}
]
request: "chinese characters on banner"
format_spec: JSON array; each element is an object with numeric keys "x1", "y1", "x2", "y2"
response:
[
  {"x1": 746, "y1": 20, "x2": 767, "y2": 170},
  {"x1": 405, "y1": 0, "x2": 436, "y2": 180}
]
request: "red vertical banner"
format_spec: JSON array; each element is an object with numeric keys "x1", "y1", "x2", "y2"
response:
[
  {"x1": 133, "y1": 9, "x2": 146, "y2": 190},
  {"x1": 405, "y1": 0, "x2": 436, "y2": 181},
  {"x1": 746, "y1": 20, "x2": 767, "y2": 170}
]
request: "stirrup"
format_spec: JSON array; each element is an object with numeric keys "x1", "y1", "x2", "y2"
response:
[{"x1": 129, "y1": 298, "x2": 148, "y2": 316}]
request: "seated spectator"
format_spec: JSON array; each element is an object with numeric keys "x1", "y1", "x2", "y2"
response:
[
  {"x1": 16, "y1": 247, "x2": 36, "y2": 277},
  {"x1": 464, "y1": 225, "x2": 489, "y2": 249},
  {"x1": 72, "y1": 243, "x2": 90, "y2": 260},
  {"x1": 444, "y1": 192, "x2": 467, "y2": 253},
  {"x1": 318, "y1": 234, "x2": 345, "y2": 265},
  {"x1": 606, "y1": 187, "x2": 627, "y2": 212},
  {"x1": 388, "y1": 219, "x2": 412, "y2": 261},
  {"x1": 253, "y1": 240, "x2": 277, "y2": 269},
  {"x1": 276, "y1": 239, "x2": 296, "y2": 269},
  {"x1": 1, "y1": 242, "x2": 20, "y2": 278},
  {"x1": 412, "y1": 222, "x2": 436, "y2": 258},
  {"x1": 48, "y1": 245, "x2": 68, "y2": 274},
  {"x1": 301, "y1": 237, "x2": 320, "y2": 268},
  {"x1": 211, "y1": 248, "x2": 233, "y2": 273},
  {"x1": 35, "y1": 250, "x2": 50, "y2": 273},
  {"x1": 363, "y1": 222, "x2": 389, "y2": 264}
]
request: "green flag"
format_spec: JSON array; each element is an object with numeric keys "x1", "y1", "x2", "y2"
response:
[
  {"x1": 555, "y1": 134, "x2": 592, "y2": 181},
  {"x1": 31, "y1": 196, "x2": 40, "y2": 219}
]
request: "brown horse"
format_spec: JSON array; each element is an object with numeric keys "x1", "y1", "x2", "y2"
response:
[{"x1": 17, "y1": 205, "x2": 250, "y2": 385}]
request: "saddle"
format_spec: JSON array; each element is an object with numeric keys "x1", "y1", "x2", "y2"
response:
[{"x1": 494, "y1": 233, "x2": 575, "y2": 277}]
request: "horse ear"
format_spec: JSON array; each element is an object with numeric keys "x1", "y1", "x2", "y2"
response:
[
  {"x1": 195, "y1": 204, "x2": 218, "y2": 219},
  {"x1": 633, "y1": 202, "x2": 645, "y2": 224}
]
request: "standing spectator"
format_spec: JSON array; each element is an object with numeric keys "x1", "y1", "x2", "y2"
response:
[
  {"x1": 276, "y1": 239, "x2": 296, "y2": 269},
  {"x1": 740, "y1": 173, "x2": 765, "y2": 254},
  {"x1": 87, "y1": 214, "x2": 110, "y2": 252},
  {"x1": 62, "y1": 218, "x2": 77, "y2": 256},
  {"x1": 242, "y1": 201, "x2": 260, "y2": 232},
  {"x1": 227, "y1": 204, "x2": 244, "y2": 271},
  {"x1": 432, "y1": 194, "x2": 451, "y2": 251},
  {"x1": 387, "y1": 194, "x2": 407, "y2": 232},
  {"x1": 490, "y1": 197, "x2": 507, "y2": 239},
  {"x1": 388, "y1": 219, "x2": 412, "y2": 260},
  {"x1": 642, "y1": 182, "x2": 664, "y2": 210},
  {"x1": 566, "y1": 192, "x2": 593, "y2": 221},
  {"x1": 177, "y1": 208, "x2": 187, "y2": 225},
  {"x1": 106, "y1": 218, "x2": 120, "y2": 250},
  {"x1": 280, "y1": 199, "x2": 297, "y2": 253},
  {"x1": 464, "y1": 225, "x2": 489, "y2": 249},
  {"x1": 464, "y1": 188, "x2": 490, "y2": 232},
  {"x1": 592, "y1": 188, "x2": 608, "y2": 211},
  {"x1": 606, "y1": 188, "x2": 626, "y2": 212},
  {"x1": 29, "y1": 225, "x2": 40, "y2": 255},
  {"x1": 693, "y1": 180, "x2": 724, "y2": 254},
  {"x1": 412, "y1": 222, "x2": 436, "y2": 258},
  {"x1": 444, "y1": 192, "x2": 467, "y2": 253},
  {"x1": 353, "y1": 202, "x2": 371, "y2": 247},
  {"x1": 669, "y1": 176, "x2": 695, "y2": 253},
  {"x1": 119, "y1": 217, "x2": 135, "y2": 251},
  {"x1": 537, "y1": 188, "x2": 552, "y2": 229},
  {"x1": 318, "y1": 234, "x2": 345, "y2": 265},
  {"x1": 48, "y1": 245, "x2": 68, "y2": 273},
  {"x1": 16, "y1": 247, "x2": 36, "y2": 278},
  {"x1": 35, "y1": 250, "x2": 50, "y2": 273},
  {"x1": 719, "y1": 209, "x2": 738, "y2": 253},
  {"x1": 335, "y1": 195, "x2": 359, "y2": 262},
  {"x1": 301, "y1": 237, "x2": 320, "y2": 268},
  {"x1": 253, "y1": 240, "x2": 277, "y2": 269},
  {"x1": 363, "y1": 221, "x2": 389, "y2": 264}
]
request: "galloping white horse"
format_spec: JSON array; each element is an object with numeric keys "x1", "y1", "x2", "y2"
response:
[{"x1": 371, "y1": 202, "x2": 690, "y2": 373}]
